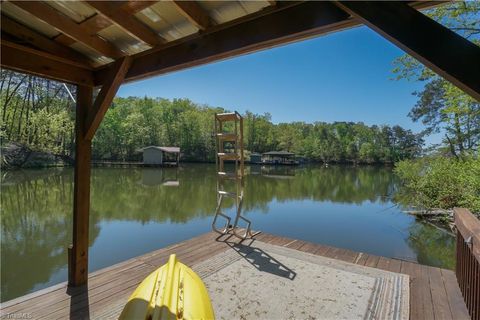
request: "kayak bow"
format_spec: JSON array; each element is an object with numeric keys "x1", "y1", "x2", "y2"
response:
[{"x1": 119, "y1": 254, "x2": 214, "y2": 320}]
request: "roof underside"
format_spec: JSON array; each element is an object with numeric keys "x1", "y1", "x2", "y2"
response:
[
  {"x1": 1, "y1": 0, "x2": 272, "y2": 68},
  {"x1": 0, "y1": 1, "x2": 444, "y2": 87}
]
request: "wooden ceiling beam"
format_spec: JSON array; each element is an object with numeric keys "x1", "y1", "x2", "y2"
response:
[
  {"x1": 85, "y1": 1, "x2": 165, "y2": 46},
  {"x1": 92, "y1": 1, "x2": 444, "y2": 86},
  {"x1": 95, "y1": 1, "x2": 351, "y2": 85},
  {"x1": 1, "y1": 41, "x2": 94, "y2": 86},
  {"x1": 117, "y1": 1, "x2": 157, "y2": 15},
  {"x1": 55, "y1": 14, "x2": 112, "y2": 47},
  {"x1": 336, "y1": 1, "x2": 480, "y2": 101},
  {"x1": 1, "y1": 15, "x2": 94, "y2": 69},
  {"x1": 172, "y1": 1, "x2": 215, "y2": 31},
  {"x1": 85, "y1": 57, "x2": 132, "y2": 140},
  {"x1": 11, "y1": 1, "x2": 124, "y2": 59},
  {"x1": 54, "y1": 1, "x2": 154, "y2": 46}
]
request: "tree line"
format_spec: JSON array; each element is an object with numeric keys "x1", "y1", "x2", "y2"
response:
[
  {"x1": 95, "y1": 96, "x2": 423, "y2": 163},
  {"x1": 0, "y1": 74, "x2": 423, "y2": 165}
]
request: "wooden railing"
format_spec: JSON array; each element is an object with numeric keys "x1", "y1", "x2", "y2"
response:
[{"x1": 455, "y1": 207, "x2": 480, "y2": 320}]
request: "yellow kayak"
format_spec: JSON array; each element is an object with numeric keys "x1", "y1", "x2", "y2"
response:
[{"x1": 119, "y1": 254, "x2": 215, "y2": 320}]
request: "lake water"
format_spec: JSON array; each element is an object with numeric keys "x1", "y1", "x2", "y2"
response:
[{"x1": 1, "y1": 164, "x2": 455, "y2": 302}]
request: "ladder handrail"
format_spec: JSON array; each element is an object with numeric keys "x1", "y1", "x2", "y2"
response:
[{"x1": 211, "y1": 112, "x2": 260, "y2": 239}]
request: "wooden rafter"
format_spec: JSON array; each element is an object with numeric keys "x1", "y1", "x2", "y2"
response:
[
  {"x1": 10, "y1": 1, "x2": 124, "y2": 59},
  {"x1": 86, "y1": 1, "x2": 165, "y2": 46},
  {"x1": 95, "y1": 1, "x2": 351, "y2": 85},
  {"x1": 55, "y1": 14, "x2": 112, "y2": 47},
  {"x1": 2, "y1": 0, "x2": 447, "y2": 89},
  {"x1": 172, "y1": 1, "x2": 215, "y2": 31},
  {"x1": 54, "y1": 0, "x2": 155, "y2": 47},
  {"x1": 1, "y1": 41, "x2": 93, "y2": 86},
  {"x1": 85, "y1": 57, "x2": 132, "y2": 140},
  {"x1": 117, "y1": 1, "x2": 157, "y2": 15},
  {"x1": 1, "y1": 15, "x2": 94, "y2": 69},
  {"x1": 336, "y1": 1, "x2": 480, "y2": 101}
]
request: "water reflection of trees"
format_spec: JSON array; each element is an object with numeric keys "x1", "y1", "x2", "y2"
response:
[
  {"x1": 244, "y1": 165, "x2": 397, "y2": 211},
  {"x1": 0, "y1": 164, "x2": 447, "y2": 301},
  {"x1": 1, "y1": 169, "x2": 100, "y2": 302},
  {"x1": 407, "y1": 223, "x2": 455, "y2": 269}
]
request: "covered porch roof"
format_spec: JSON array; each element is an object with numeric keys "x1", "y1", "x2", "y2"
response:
[{"x1": 2, "y1": 1, "x2": 479, "y2": 102}]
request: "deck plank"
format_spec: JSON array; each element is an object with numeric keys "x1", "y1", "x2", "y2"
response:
[
  {"x1": 377, "y1": 256, "x2": 402, "y2": 273},
  {"x1": 354, "y1": 252, "x2": 370, "y2": 266},
  {"x1": 0, "y1": 231, "x2": 469, "y2": 320},
  {"x1": 296, "y1": 241, "x2": 319, "y2": 254},
  {"x1": 364, "y1": 254, "x2": 380, "y2": 268},
  {"x1": 419, "y1": 263, "x2": 436, "y2": 320},
  {"x1": 401, "y1": 261, "x2": 422, "y2": 320},
  {"x1": 428, "y1": 266, "x2": 454, "y2": 320},
  {"x1": 441, "y1": 268, "x2": 471, "y2": 320}
]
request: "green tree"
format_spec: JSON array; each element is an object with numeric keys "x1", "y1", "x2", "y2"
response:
[{"x1": 392, "y1": 1, "x2": 480, "y2": 157}]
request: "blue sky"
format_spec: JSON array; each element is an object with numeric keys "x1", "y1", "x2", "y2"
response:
[{"x1": 118, "y1": 26, "x2": 437, "y2": 143}]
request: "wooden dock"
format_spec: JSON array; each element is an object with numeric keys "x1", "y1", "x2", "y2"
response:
[
  {"x1": 1, "y1": 231, "x2": 470, "y2": 320},
  {"x1": 91, "y1": 161, "x2": 179, "y2": 167}
]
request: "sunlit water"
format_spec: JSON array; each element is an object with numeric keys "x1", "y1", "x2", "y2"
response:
[{"x1": 1, "y1": 164, "x2": 455, "y2": 301}]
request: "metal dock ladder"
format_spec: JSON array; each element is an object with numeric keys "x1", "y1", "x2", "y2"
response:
[{"x1": 212, "y1": 112, "x2": 260, "y2": 239}]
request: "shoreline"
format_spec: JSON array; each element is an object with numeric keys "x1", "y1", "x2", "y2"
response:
[{"x1": 1, "y1": 160, "x2": 396, "y2": 170}]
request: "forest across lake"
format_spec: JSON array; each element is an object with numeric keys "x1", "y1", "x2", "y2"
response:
[{"x1": 0, "y1": 70, "x2": 423, "y2": 167}]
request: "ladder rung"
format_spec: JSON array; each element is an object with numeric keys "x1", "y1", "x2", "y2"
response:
[
  {"x1": 216, "y1": 112, "x2": 239, "y2": 121},
  {"x1": 217, "y1": 153, "x2": 239, "y2": 160},
  {"x1": 218, "y1": 172, "x2": 238, "y2": 179},
  {"x1": 218, "y1": 190, "x2": 238, "y2": 198},
  {"x1": 216, "y1": 133, "x2": 237, "y2": 141}
]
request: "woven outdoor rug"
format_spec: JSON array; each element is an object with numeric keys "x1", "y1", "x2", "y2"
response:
[{"x1": 193, "y1": 241, "x2": 409, "y2": 320}]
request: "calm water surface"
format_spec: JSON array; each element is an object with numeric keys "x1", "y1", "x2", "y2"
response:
[{"x1": 1, "y1": 164, "x2": 454, "y2": 301}]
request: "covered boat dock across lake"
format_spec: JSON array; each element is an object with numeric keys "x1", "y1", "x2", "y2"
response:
[
  {"x1": 262, "y1": 151, "x2": 297, "y2": 165},
  {"x1": 142, "y1": 146, "x2": 180, "y2": 167}
]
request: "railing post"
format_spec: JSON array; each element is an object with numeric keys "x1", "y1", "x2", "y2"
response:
[{"x1": 454, "y1": 207, "x2": 480, "y2": 320}]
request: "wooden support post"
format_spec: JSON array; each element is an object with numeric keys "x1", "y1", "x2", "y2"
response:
[
  {"x1": 69, "y1": 85, "x2": 93, "y2": 286},
  {"x1": 85, "y1": 57, "x2": 132, "y2": 140}
]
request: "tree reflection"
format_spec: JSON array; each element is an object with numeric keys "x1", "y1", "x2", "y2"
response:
[
  {"x1": 1, "y1": 164, "x2": 453, "y2": 301},
  {"x1": 1, "y1": 169, "x2": 100, "y2": 302},
  {"x1": 407, "y1": 223, "x2": 455, "y2": 269}
]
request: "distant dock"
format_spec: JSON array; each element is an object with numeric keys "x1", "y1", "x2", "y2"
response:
[{"x1": 91, "y1": 161, "x2": 179, "y2": 167}]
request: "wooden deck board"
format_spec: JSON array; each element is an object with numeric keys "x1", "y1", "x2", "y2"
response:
[
  {"x1": 0, "y1": 231, "x2": 469, "y2": 320},
  {"x1": 441, "y1": 268, "x2": 471, "y2": 320}
]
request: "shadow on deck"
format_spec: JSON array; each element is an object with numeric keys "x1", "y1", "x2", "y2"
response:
[{"x1": 0, "y1": 231, "x2": 470, "y2": 320}]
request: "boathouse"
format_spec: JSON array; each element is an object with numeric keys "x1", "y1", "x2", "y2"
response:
[
  {"x1": 1, "y1": 0, "x2": 479, "y2": 319},
  {"x1": 142, "y1": 146, "x2": 180, "y2": 166},
  {"x1": 249, "y1": 153, "x2": 262, "y2": 164},
  {"x1": 262, "y1": 151, "x2": 296, "y2": 165}
]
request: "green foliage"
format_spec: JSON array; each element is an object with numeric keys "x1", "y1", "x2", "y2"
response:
[
  {"x1": 93, "y1": 97, "x2": 223, "y2": 161},
  {"x1": 2, "y1": 72, "x2": 423, "y2": 165},
  {"x1": 0, "y1": 71, "x2": 76, "y2": 156},
  {"x1": 392, "y1": 1, "x2": 480, "y2": 157},
  {"x1": 394, "y1": 157, "x2": 480, "y2": 213},
  {"x1": 94, "y1": 97, "x2": 423, "y2": 163}
]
